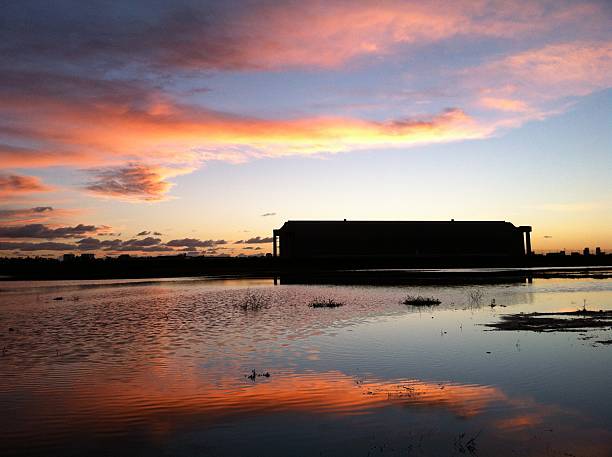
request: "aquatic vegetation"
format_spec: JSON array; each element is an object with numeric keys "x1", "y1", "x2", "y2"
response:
[
  {"x1": 309, "y1": 298, "x2": 344, "y2": 308},
  {"x1": 454, "y1": 431, "x2": 480, "y2": 455},
  {"x1": 246, "y1": 369, "x2": 271, "y2": 381},
  {"x1": 485, "y1": 309, "x2": 612, "y2": 332},
  {"x1": 467, "y1": 289, "x2": 484, "y2": 306},
  {"x1": 238, "y1": 289, "x2": 269, "y2": 311},
  {"x1": 402, "y1": 295, "x2": 441, "y2": 307}
]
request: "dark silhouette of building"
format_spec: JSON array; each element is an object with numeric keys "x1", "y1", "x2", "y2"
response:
[
  {"x1": 62, "y1": 253, "x2": 76, "y2": 262},
  {"x1": 272, "y1": 220, "x2": 532, "y2": 259}
]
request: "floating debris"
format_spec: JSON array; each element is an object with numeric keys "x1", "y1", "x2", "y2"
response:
[{"x1": 52, "y1": 297, "x2": 63, "y2": 301}]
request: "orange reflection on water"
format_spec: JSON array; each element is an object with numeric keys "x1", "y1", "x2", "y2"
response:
[
  {"x1": 72, "y1": 369, "x2": 508, "y2": 422},
  {"x1": 494, "y1": 412, "x2": 545, "y2": 431},
  {"x1": 12, "y1": 367, "x2": 612, "y2": 457}
]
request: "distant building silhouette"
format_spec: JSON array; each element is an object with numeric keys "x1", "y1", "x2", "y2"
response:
[{"x1": 272, "y1": 220, "x2": 532, "y2": 259}]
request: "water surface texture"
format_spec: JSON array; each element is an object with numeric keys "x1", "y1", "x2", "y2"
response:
[{"x1": 1, "y1": 275, "x2": 612, "y2": 456}]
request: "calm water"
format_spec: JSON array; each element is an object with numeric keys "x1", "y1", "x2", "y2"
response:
[{"x1": 1, "y1": 274, "x2": 612, "y2": 456}]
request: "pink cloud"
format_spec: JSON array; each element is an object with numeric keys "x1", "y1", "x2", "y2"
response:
[
  {"x1": 154, "y1": 1, "x2": 607, "y2": 70},
  {"x1": 84, "y1": 164, "x2": 195, "y2": 202},
  {"x1": 0, "y1": 174, "x2": 52, "y2": 198},
  {"x1": 477, "y1": 41, "x2": 612, "y2": 101},
  {"x1": 0, "y1": 1, "x2": 609, "y2": 203},
  {"x1": 0, "y1": 92, "x2": 487, "y2": 172},
  {"x1": 460, "y1": 40, "x2": 612, "y2": 131}
]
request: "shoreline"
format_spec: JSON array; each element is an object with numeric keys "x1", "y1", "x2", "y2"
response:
[{"x1": 1, "y1": 263, "x2": 610, "y2": 284}]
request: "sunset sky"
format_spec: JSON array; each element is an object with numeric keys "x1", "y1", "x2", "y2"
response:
[{"x1": 1, "y1": 0, "x2": 610, "y2": 256}]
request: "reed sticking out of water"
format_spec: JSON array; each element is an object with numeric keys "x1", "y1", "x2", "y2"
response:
[
  {"x1": 309, "y1": 298, "x2": 344, "y2": 308},
  {"x1": 402, "y1": 295, "x2": 441, "y2": 306},
  {"x1": 239, "y1": 290, "x2": 268, "y2": 311},
  {"x1": 467, "y1": 289, "x2": 484, "y2": 306}
]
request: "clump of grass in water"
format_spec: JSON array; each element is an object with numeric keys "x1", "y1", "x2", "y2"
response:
[
  {"x1": 309, "y1": 298, "x2": 344, "y2": 308},
  {"x1": 467, "y1": 289, "x2": 484, "y2": 306},
  {"x1": 239, "y1": 289, "x2": 269, "y2": 311},
  {"x1": 402, "y1": 295, "x2": 441, "y2": 306}
]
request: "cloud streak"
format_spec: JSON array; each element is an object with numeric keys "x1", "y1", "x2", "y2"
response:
[
  {"x1": 3, "y1": 1, "x2": 607, "y2": 71},
  {"x1": 0, "y1": 223, "x2": 99, "y2": 239},
  {"x1": 469, "y1": 40, "x2": 612, "y2": 127},
  {"x1": 0, "y1": 235, "x2": 236, "y2": 254},
  {"x1": 0, "y1": 207, "x2": 54, "y2": 224},
  {"x1": 243, "y1": 236, "x2": 274, "y2": 244},
  {"x1": 166, "y1": 238, "x2": 227, "y2": 248}
]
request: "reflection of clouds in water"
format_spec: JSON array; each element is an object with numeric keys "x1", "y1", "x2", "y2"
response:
[
  {"x1": 1, "y1": 277, "x2": 612, "y2": 456},
  {"x1": 4, "y1": 366, "x2": 610, "y2": 456}
]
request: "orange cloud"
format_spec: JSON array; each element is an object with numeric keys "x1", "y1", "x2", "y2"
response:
[
  {"x1": 0, "y1": 173, "x2": 52, "y2": 198},
  {"x1": 480, "y1": 97, "x2": 531, "y2": 113},
  {"x1": 84, "y1": 164, "x2": 196, "y2": 201},
  {"x1": 0, "y1": 1, "x2": 609, "y2": 203},
  {"x1": 0, "y1": 93, "x2": 488, "y2": 172}
]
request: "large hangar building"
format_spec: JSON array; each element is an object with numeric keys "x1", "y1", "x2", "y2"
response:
[{"x1": 272, "y1": 220, "x2": 532, "y2": 259}]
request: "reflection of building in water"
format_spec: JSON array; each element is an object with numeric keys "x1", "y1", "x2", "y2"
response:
[{"x1": 273, "y1": 220, "x2": 532, "y2": 259}]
